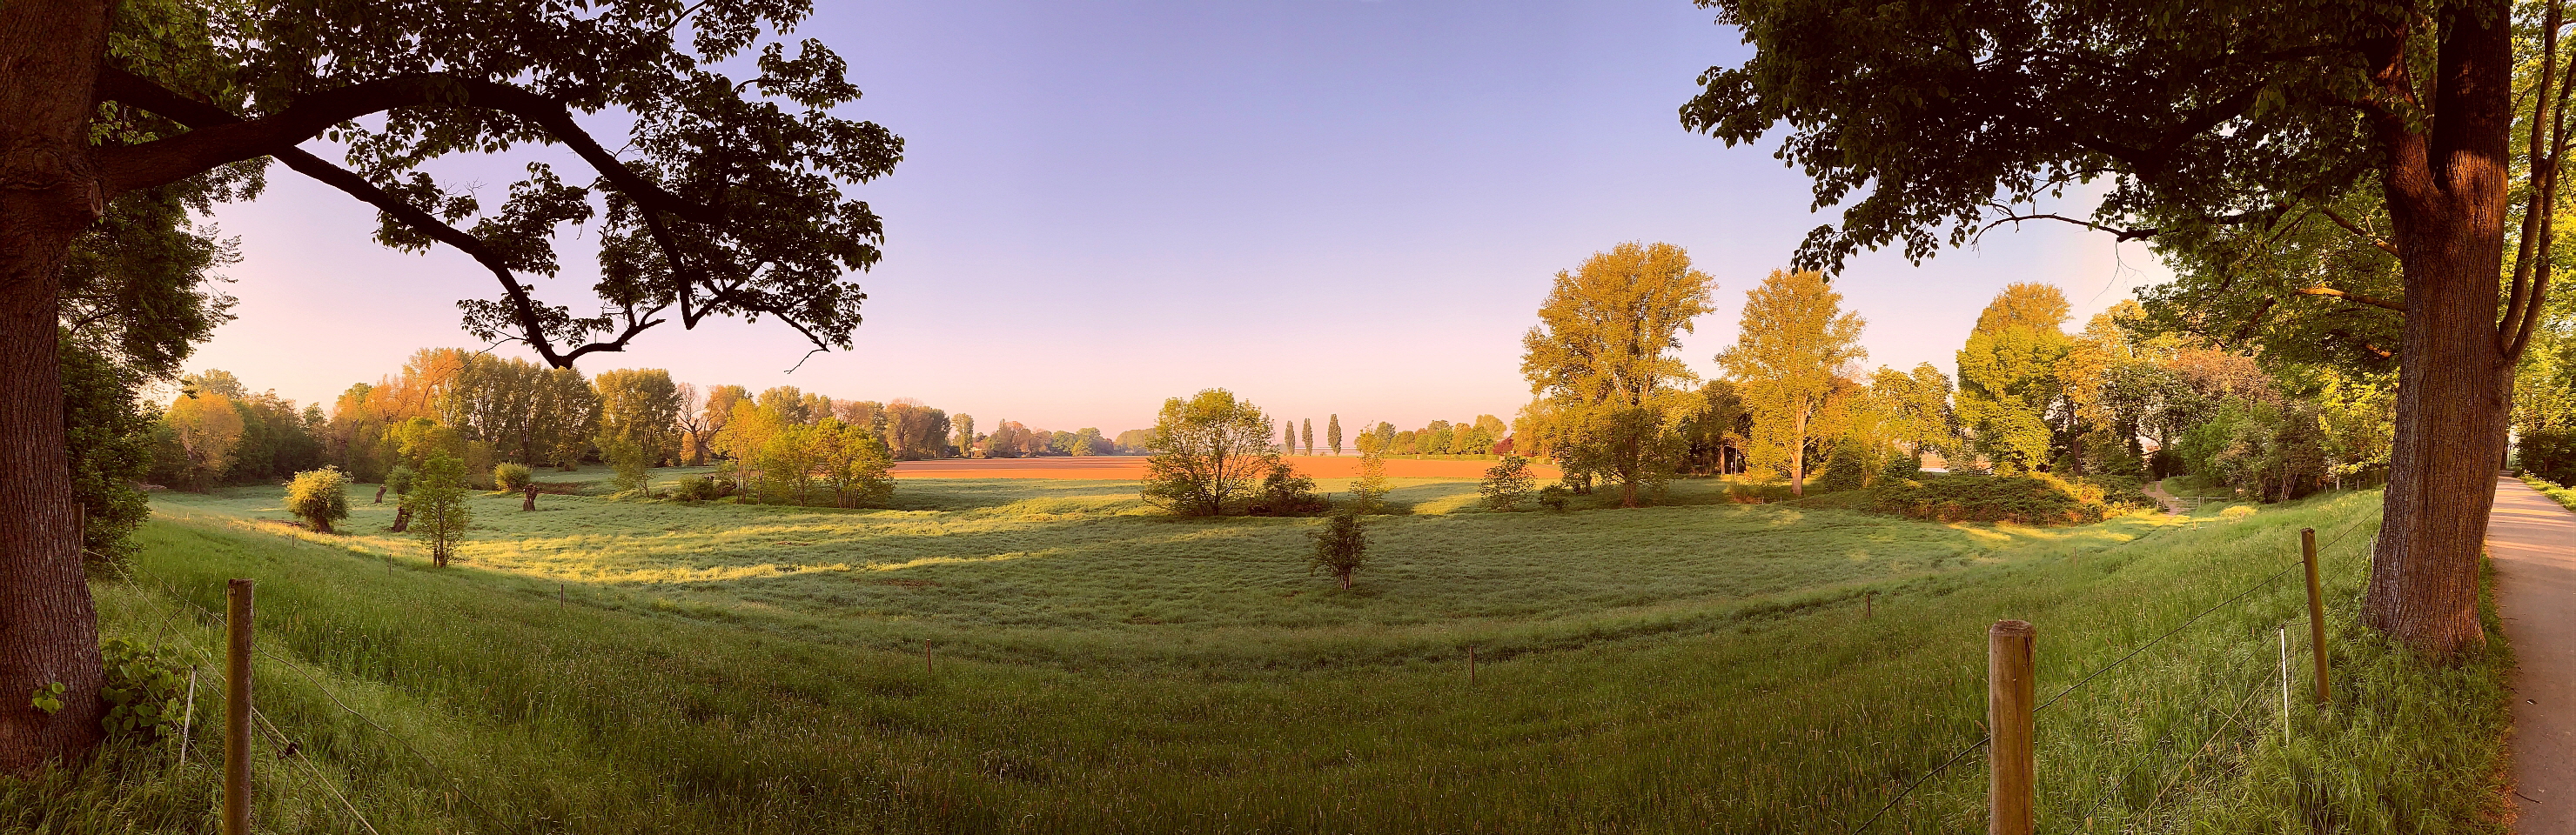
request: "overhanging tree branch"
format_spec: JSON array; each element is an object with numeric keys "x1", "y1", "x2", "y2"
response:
[{"x1": 93, "y1": 70, "x2": 716, "y2": 224}]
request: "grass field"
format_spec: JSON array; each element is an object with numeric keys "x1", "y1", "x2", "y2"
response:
[{"x1": 5, "y1": 471, "x2": 2512, "y2": 833}]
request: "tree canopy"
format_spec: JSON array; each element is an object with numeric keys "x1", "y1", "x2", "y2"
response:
[{"x1": 1717, "y1": 270, "x2": 1866, "y2": 495}]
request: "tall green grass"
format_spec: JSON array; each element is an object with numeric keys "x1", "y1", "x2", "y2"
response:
[{"x1": 2, "y1": 485, "x2": 2507, "y2": 833}]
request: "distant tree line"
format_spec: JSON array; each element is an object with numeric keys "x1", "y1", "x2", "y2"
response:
[
  {"x1": 139, "y1": 350, "x2": 1159, "y2": 509},
  {"x1": 1513, "y1": 244, "x2": 2396, "y2": 507}
]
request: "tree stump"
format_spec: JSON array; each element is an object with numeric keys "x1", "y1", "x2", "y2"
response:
[
  {"x1": 374, "y1": 485, "x2": 386, "y2": 504},
  {"x1": 523, "y1": 484, "x2": 538, "y2": 511},
  {"x1": 390, "y1": 505, "x2": 412, "y2": 533}
]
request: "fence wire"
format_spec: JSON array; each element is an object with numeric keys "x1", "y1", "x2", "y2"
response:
[
  {"x1": 1846, "y1": 518, "x2": 2371, "y2": 832},
  {"x1": 160, "y1": 589, "x2": 522, "y2": 835}
]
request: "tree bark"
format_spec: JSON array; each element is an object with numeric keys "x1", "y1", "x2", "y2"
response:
[
  {"x1": 2363, "y1": 4, "x2": 2515, "y2": 657},
  {"x1": 0, "y1": 0, "x2": 114, "y2": 776},
  {"x1": 1789, "y1": 406, "x2": 1808, "y2": 497}
]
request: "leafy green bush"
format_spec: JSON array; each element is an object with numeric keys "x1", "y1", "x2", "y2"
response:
[
  {"x1": 1809, "y1": 440, "x2": 1874, "y2": 492},
  {"x1": 1726, "y1": 479, "x2": 1797, "y2": 504},
  {"x1": 1870, "y1": 472, "x2": 2113, "y2": 525},
  {"x1": 2078, "y1": 474, "x2": 2157, "y2": 512},
  {"x1": 1536, "y1": 484, "x2": 1570, "y2": 511},
  {"x1": 385, "y1": 465, "x2": 419, "y2": 496},
  {"x1": 493, "y1": 463, "x2": 534, "y2": 492},
  {"x1": 98, "y1": 638, "x2": 186, "y2": 741},
  {"x1": 284, "y1": 467, "x2": 351, "y2": 534},
  {"x1": 1250, "y1": 461, "x2": 1326, "y2": 516},
  {"x1": 1879, "y1": 456, "x2": 1922, "y2": 484},
  {"x1": 672, "y1": 475, "x2": 729, "y2": 503},
  {"x1": 603, "y1": 438, "x2": 651, "y2": 494},
  {"x1": 1479, "y1": 455, "x2": 1536, "y2": 511}
]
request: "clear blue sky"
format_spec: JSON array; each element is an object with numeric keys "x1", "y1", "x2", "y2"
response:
[{"x1": 188, "y1": 0, "x2": 2166, "y2": 434}]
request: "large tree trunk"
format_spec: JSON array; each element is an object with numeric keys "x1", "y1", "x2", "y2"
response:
[
  {"x1": 2364, "y1": 5, "x2": 2514, "y2": 658},
  {"x1": 0, "y1": 0, "x2": 114, "y2": 775}
]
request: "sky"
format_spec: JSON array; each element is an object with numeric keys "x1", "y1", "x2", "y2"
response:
[{"x1": 187, "y1": 0, "x2": 2170, "y2": 434}]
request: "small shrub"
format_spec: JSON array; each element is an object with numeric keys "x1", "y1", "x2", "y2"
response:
[
  {"x1": 1537, "y1": 484, "x2": 1570, "y2": 511},
  {"x1": 1308, "y1": 511, "x2": 1370, "y2": 589},
  {"x1": 284, "y1": 467, "x2": 351, "y2": 534},
  {"x1": 1869, "y1": 472, "x2": 2112, "y2": 526},
  {"x1": 1726, "y1": 479, "x2": 1796, "y2": 504},
  {"x1": 1479, "y1": 455, "x2": 1536, "y2": 511},
  {"x1": 1250, "y1": 460, "x2": 1325, "y2": 516},
  {"x1": 2078, "y1": 474, "x2": 2157, "y2": 511},
  {"x1": 672, "y1": 475, "x2": 729, "y2": 503},
  {"x1": 1809, "y1": 440, "x2": 1874, "y2": 492},
  {"x1": 603, "y1": 438, "x2": 651, "y2": 493},
  {"x1": 98, "y1": 638, "x2": 186, "y2": 741},
  {"x1": 385, "y1": 465, "x2": 419, "y2": 496},
  {"x1": 493, "y1": 463, "x2": 534, "y2": 492},
  {"x1": 1879, "y1": 456, "x2": 1922, "y2": 484}
]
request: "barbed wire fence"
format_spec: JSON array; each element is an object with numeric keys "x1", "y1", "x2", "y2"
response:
[
  {"x1": 156, "y1": 590, "x2": 523, "y2": 835},
  {"x1": 1841, "y1": 517, "x2": 2371, "y2": 832}
]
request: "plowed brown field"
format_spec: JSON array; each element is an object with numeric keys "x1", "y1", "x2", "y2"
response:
[{"x1": 888, "y1": 456, "x2": 1553, "y2": 480}]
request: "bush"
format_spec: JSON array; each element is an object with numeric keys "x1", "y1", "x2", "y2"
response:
[
  {"x1": 493, "y1": 463, "x2": 534, "y2": 492},
  {"x1": 1308, "y1": 511, "x2": 1370, "y2": 589},
  {"x1": 1479, "y1": 455, "x2": 1536, "y2": 511},
  {"x1": 1879, "y1": 456, "x2": 1922, "y2": 484},
  {"x1": 386, "y1": 465, "x2": 419, "y2": 496},
  {"x1": 1250, "y1": 461, "x2": 1326, "y2": 516},
  {"x1": 603, "y1": 438, "x2": 651, "y2": 494},
  {"x1": 284, "y1": 467, "x2": 351, "y2": 534},
  {"x1": 1869, "y1": 472, "x2": 2114, "y2": 525},
  {"x1": 1536, "y1": 484, "x2": 1570, "y2": 511},
  {"x1": 1727, "y1": 479, "x2": 1797, "y2": 504},
  {"x1": 1809, "y1": 440, "x2": 1874, "y2": 492},
  {"x1": 674, "y1": 475, "x2": 729, "y2": 502},
  {"x1": 2078, "y1": 474, "x2": 2157, "y2": 511},
  {"x1": 98, "y1": 638, "x2": 185, "y2": 741}
]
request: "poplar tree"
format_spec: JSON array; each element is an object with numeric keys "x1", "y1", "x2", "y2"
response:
[
  {"x1": 1716, "y1": 270, "x2": 1867, "y2": 497},
  {"x1": 1327, "y1": 415, "x2": 1345, "y2": 455},
  {"x1": 1301, "y1": 418, "x2": 1314, "y2": 455},
  {"x1": 1285, "y1": 421, "x2": 1298, "y2": 454}
]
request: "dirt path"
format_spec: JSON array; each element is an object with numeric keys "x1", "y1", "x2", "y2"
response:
[
  {"x1": 2489, "y1": 476, "x2": 2576, "y2": 831},
  {"x1": 2140, "y1": 479, "x2": 2191, "y2": 515}
]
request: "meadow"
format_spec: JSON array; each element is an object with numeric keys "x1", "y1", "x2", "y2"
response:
[{"x1": 7, "y1": 471, "x2": 2510, "y2": 834}]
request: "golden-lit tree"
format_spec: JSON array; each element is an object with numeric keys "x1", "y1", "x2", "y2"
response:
[
  {"x1": 1717, "y1": 270, "x2": 1866, "y2": 497},
  {"x1": 1141, "y1": 389, "x2": 1278, "y2": 516},
  {"x1": 163, "y1": 393, "x2": 245, "y2": 491},
  {"x1": 1955, "y1": 284, "x2": 2073, "y2": 474},
  {"x1": 1519, "y1": 241, "x2": 1716, "y2": 506}
]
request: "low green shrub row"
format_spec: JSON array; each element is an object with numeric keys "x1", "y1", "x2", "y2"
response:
[{"x1": 1870, "y1": 473, "x2": 2116, "y2": 525}]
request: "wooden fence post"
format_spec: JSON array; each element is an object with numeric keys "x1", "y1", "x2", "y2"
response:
[
  {"x1": 1468, "y1": 646, "x2": 1477, "y2": 684},
  {"x1": 923, "y1": 639, "x2": 932, "y2": 676},
  {"x1": 2301, "y1": 527, "x2": 2330, "y2": 705},
  {"x1": 225, "y1": 578, "x2": 254, "y2": 835},
  {"x1": 1989, "y1": 620, "x2": 2036, "y2": 835}
]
